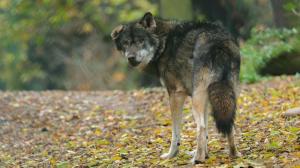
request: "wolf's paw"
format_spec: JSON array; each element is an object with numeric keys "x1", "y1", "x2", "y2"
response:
[
  {"x1": 190, "y1": 151, "x2": 206, "y2": 165},
  {"x1": 160, "y1": 151, "x2": 178, "y2": 159},
  {"x1": 230, "y1": 151, "x2": 242, "y2": 159},
  {"x1": 187, "y1": 150, "x2": 209, "y2": 159},
  {"x1": 191, "y1": 156, "x2": 205, "y2": 165}
]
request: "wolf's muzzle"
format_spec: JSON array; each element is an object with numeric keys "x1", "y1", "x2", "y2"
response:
[{"x1": 128, "y1": 57, "x2": 140, "y2": 67}]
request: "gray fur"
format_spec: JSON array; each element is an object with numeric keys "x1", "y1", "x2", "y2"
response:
[{"x1": 111, "y1": 12, "x2": 241, "y2": 164}]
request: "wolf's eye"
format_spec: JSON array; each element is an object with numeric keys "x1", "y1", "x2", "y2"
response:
[
  {"x1": 137, "y1": 39, "x2": 144, "y2": 45},
  {"x1": 123, "y1": 40, "x2": 130, "y2": 47}
]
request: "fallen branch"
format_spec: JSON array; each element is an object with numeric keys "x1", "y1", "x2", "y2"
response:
[{"x1": 284, "y1": 107, "x2": 300, "y2": 116}]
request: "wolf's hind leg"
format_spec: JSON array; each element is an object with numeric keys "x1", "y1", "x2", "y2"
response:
[
  {"x1": 191, "y1": 89, "x2": 208, "y2": 164},
  {"x1": 227, "y1": 129, "x2": 241, "y2": 158},
  {"x1": 204, "y1": 103, "x2": 210, "y2": 158},
  {"x1": 187, "y1": 104, "x2": 209, "y2": 160},
  {"x1": 161, "y1": 92, "x2": 186, "y2": 159},
  {"x1": 187, "y1": 106, "x2": 209, "y2": 159}
]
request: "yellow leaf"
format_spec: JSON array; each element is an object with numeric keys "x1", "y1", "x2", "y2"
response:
[
  {"x1": 96, "y1": 139, "x2": 110, "y2": 146},
  {"x1": 94, "y1": 129, "x2": 102, "y2": 136},
  {"x1": 50, "y1": 157, "x2": 56, "y2": 166},
  {"x1": 112, "y1": 155, "x2": 122, "y2": 161}
]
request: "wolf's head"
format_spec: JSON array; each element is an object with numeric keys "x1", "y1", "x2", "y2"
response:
[{"x1": 111, "y1": 12, "x2": 159, "y2": 68}]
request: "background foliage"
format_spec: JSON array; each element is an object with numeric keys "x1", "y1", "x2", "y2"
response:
[
  {"x1": 0, "y1": 0, "x2": 299, "y2": 90},
  {"x1": 241, "y1": 27, "x2": 300, "y2": 83}
]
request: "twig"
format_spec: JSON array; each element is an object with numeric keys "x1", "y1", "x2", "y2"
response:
[
  {"x1": 292, "y1": 9, "x2": 300, "y2": 17},
  {"x1": 284, "y1": 107, "x2": 300, "y2": 116}
]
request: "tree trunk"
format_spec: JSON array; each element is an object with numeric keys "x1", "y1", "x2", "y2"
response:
[
  {"x1": 264, "y1": 0, "x2": 300, "y2": 77},
  {"x1": 159, "y1": 0, "x2": 193, "y2": 20},
  {"x1": 270, "y1": 0, "x2": 299, "y2": 28},
  {"x1": 191, "y1": 0, "x2": 245, "y2": 38},
  {"x1": 270, "y1": 0, "x2": 288, "y2": 27}
]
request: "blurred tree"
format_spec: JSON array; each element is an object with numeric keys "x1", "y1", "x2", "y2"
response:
[
  {"x1": 159, "y1": 0, "x2": 193, "y2": 20},
  {"x1": 271, "y1": 0, "x2": 288, "y2": 27},
  {"x1": 0, "y1": 0, "x2": 158, "y2": 90},
  {"x1": 0, "y1": 0, "x2": 299, "y2": 90},
  {"x1": 191, "y1": 0, "x2": 273, "y2": 38},
  {"x1": 261, "y1": 0, "x2": 300, "y2": 76},
  {"x1": 191, "y1": 0, "x2": 247, "y2": 37},
  {"x1": 271, "y1": 0, "x2": 300, "y2": 28}
]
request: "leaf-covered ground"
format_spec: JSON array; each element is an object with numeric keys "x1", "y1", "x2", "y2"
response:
[{"x1": 0, "y1": 76, "x2": 300, "y2": 168}]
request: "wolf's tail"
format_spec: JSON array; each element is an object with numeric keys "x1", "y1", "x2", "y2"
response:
[{"x1": 208, "y1": 81, "x2": 236, "y2": 136}]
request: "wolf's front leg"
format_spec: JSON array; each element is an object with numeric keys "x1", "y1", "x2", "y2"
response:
[{"x1": 161, "y1": 92, "x2": 186, "y2": 159}]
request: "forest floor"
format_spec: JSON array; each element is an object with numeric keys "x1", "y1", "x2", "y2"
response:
[{"x1": 0, "y1": 76, "x2": 300, "y2": 168}]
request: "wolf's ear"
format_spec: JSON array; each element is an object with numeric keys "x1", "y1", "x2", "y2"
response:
[
  {"x1": 111, "y1": 25, "x2": 124, "y2": 40},
  {"x1": 139, "y1": 12, "x2": 156, "y2": 29}
]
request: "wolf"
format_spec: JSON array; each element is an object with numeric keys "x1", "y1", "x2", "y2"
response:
[{"x1": 111, "y1": 12, "x2": 241, "y2": 164}]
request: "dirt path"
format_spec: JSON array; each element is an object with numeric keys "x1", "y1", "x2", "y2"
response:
[{"x1": 0, "y1": 76, "x2": 299, "y2": 167}]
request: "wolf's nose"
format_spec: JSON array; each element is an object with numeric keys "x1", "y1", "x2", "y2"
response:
[{"x1": 128, "y1": 57, "x2": 136, "y2": 62}]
